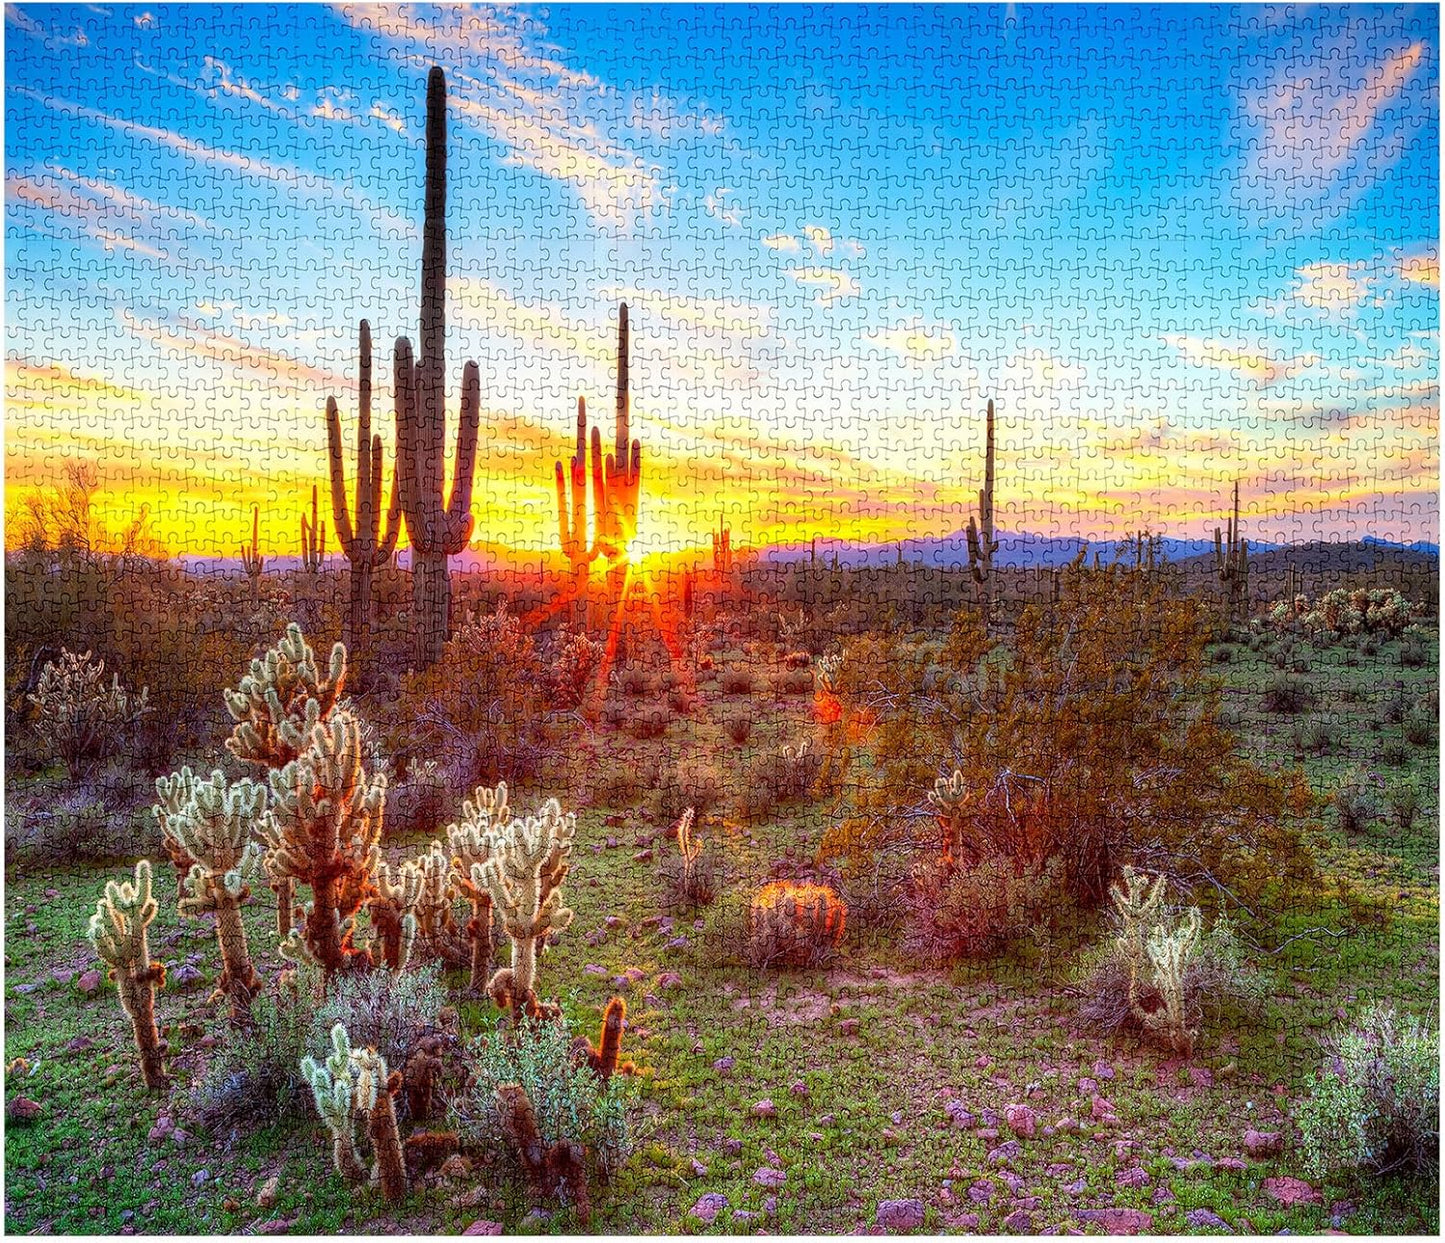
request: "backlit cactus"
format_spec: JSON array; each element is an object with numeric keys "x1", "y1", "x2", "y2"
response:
[
  {"x1": 675, "y1": 806, "x2": 703, "y2": 903},
  {"x1": 301, "y1": 1022, "x2": 368, "y2": 1183},
  {"x1": 301, "y1": 484, "x2": 326, "y2": 576},
  {"x1": 368, "y1": 859, "x2": 421, "y2": 973},
  {"x1": 87, "y1": 859, "x2": 168, "y2": 1090},
  {"x1": 224, "y1": 622, "x2": 346, "y2": 769},
  {"x1": 447, "y1": 782, "x2": 508, "y2": 993},
  {"x1": 393, "y1": 67, "x2": 480, "y2": 668},
  {"x1": 326, "y1": 319, "x2": 402, "y2": 655},
  {"x1": 1109, "y1": 866, "x2": 1200, "y2": 1057},
  {"x1": 241, "y1": 503, "x2": 265, "y2": 604},
  {"x1": 571, "y1": 995, "x2": 635, "y2": 1083},
  {"x1": 1213, "y1": 480, "x2": 1249, "y2": 624},
  {"x1": 598, "y1": 302, "x2": 642, "y2": 559},
  {"x1": 478, "y1": 796, "x2": 576, "y2": 1016},
  {"x1": 26, "y1": 647, "x2": 148, "y2": 777},
  {"x1": 302, "y1": 1023, "x2": 408, "y2": 1200},
  {"x1": 926, "y1": 769, "x2": 971, "y2": 863},
  {"x1": 260, "y1": 709, "x2": 384, "y2": 977},
  {"x1": 153, "y1": 768, "x2": 265, "y2": 1023},
  {"x1": 965, "y1": 399, "x2": 998, "y2": 625},
  {"x1": 747, "y1": 880, "x2": 846, "y2": 968}
]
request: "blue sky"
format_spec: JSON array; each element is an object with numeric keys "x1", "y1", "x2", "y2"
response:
[{"x1": 4, "y1": 3, "x2": 1439, "y2": 555}]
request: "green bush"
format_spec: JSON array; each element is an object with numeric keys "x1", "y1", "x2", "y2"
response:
[
  {"x1": 1293, "y1": 716, "x2": 1335, "y2": 756},
  {"x1": 902, "y1": 853, "x2": 1067, "y2": 963},
  {"x1": 1403, "y1": 709, "x2": 1436, "y2": 747},
  {"x1": 1263, "y1": 671, "x2": 1313, "y2": 713},
  {"x1": 1295, "y1": 1005, "x2": 1439, "y2": 1179},
  {"x1": 1385, "y1": 776, "x2": 1423, "y2": 833},
  {"x1": 1379, "y1": 738, "x2": 1410, "y2": 766},
  {"x1": 1333, "y1": 769, "x2": 1378, "y2": 836}
]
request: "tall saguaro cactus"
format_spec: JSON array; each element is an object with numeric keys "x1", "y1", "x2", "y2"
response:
[
  {"x1": 712, "y1": 515, "x2": 733, "y2": 575},
  {"x1": 1213, "y1": 480, "x2": 1249, "y2": 624},
  {"x1": 599, "y1": 302, "x2": 642, "y2": 558},
  {"x1": 301, "y1": 485, "x2": 326, "y2": 576},
  {"x1": 394, "y1": 67, "x2": 481, "y2": 668},
  {"x1": 327, "y1": 320, "x2": 403, "y2": 655},
  {"x1": 555, "y1": 398, "x2": 608, "y2": 627},
  {"x1": 966, "y1": 399, "x2": 999, "y2": 625},
  {"x1": 241, "y1": 504, "x2": 265, "y2": 605}
]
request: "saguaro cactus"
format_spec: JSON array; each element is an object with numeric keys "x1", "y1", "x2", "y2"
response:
[
  {"x1": 88, "y1": 860, "x2": 168, "y2": 1090},
  {"x1": 301, "y1": 485, "x2": 326, "y2": 576},
  {"x1": 241, "y1": 504, "x2": 265, "y2": 604},
  {"x1": 260, "y1": 710, "x2": 384, "y2": 977},
  {"x1": 1214, "y1": 480, "x2": 1249, "y2": 624},
  {"x1": 555, "y1": 397, "x2": 610, "y2": 628},
  {"x1": 598, "y1": 302, "x2": 642, "y2": 558},
  {"x1": 393, "y1": 67, "x2": 480, "y2": 668},
  {"x1": 154, "y1": 768, "x2": 266, "y2": 1023},
  {"x1": 712, "y1": 515, "x2": 733, "y2": 575},
  {"x1": 966, "y1": 399, "x2": 999, "y2": 625},
  {"x1": 479, "y1": 798, "x2": 576, "y2": 1017},
  {"x1": 326, "y1": 320, "x2": 402, "y2": 655}
]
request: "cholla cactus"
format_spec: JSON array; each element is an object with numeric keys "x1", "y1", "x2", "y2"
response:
[
  {"x1": 479, "y1": 798, "x2": 576, "y2": 1015},
  {"x1": 27, "y1": 648, "x2": 149, "y2": 776},
  {"x1": 926, "y1": 769, "x2": 971, "y2": 862},
  {"x1": 301, "y1": 1023, "x2": 368, "y2": 1183},
  {"x1": 815, "y1": 653, "x2": 842, "y2": 695},
  {"x1": 153, "y1": 768, "x2": 265, "y2": 1023},
  {"x1": 1110, "y1": 867, "x2": 1200, "y2": 1056},
  {"x1": 447, "y1": 782, "x2": 509, "y2": 993},
  {"x1": 301, "y1": 1023, "x2": 408, "y2": 1199},
  {"x1": 747, "y1": 881, "x2": 846, "y2": 968},
  {"x1": 675, "y1": 807, "x2": 702, "y2": 903},
  {"x1": 260, "y1": 710, "x2": 384, "y2": 977},
  {"x1": 224, "y1": 623, "x2": 346, "y2": 769},
  {"x1": 368, "y1": 860, "x2": 421, "y2": 973},
  {"x1": 87, "y1": 860, "x2": 168, "y2": 1089}
]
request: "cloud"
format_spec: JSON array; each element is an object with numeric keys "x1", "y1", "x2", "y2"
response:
[
  {"x1": 1399, "y1": 249, "x2": 1439, "y2": 287},
  {"x1": 784, "y1": 266, "x2": 860, "y2": 305},
  {"x1": 1160, "y1": 334, "x2": 1318, "y2": 388},
  {"x1": 134, "y1": 12, "x2": 154, "y2": 28},
  {"x1": 761, "y1": 233, "x2": 801, "y2": 252},
  {"x1": 119, "y1": 309, "x2": 348, "y2": 389},
  {"x1": 1288, "y1": 261, "x2": 1373, "y2": 314},
  {"x1": 369, "y1": 101, "x2": 406, "y2": 135},
  {"x1": 803, "y1": 225, "x2": 834, "y2": 257},
  {"x1": 703, "y1": 188, "x2": 742, "y2": 228},
  {"x1": 863, "y1": 317, "x2": 958, "y2": 361}
]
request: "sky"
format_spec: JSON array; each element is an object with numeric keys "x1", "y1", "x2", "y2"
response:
[{"x1": 4, "y1": 2, "x2": 1440, "y2": 558}]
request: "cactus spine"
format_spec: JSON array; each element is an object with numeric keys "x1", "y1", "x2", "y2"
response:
[
  {"x1": 966, "y1": 399, "x2": 998, "y2": 626},
  {"x1": 479, "y1": 798, "x2": 575, "y2": 1016},
  {"x1": 675, "y1": 806, "x2": 702, "y2": 903},
  {"x1": 302, "y1": 1022, "x2": 368, "y2": 1183},
  {"x1": 241, "y1": 504, "x2": 264, "y2": 604},
  {"x1": 223, "y1": 622, "x2": 346, "y2": 770},
  {"x1": 1213, "y1": 480, "x2": 1249, "y2": 624},
  {"x1": 571, "y1": 995, "x2": 634, "y2": 1083},
  {"x1": 326, "y1": 320, "x2": 402, "y2": 656},
  {"x1": 88, "y1": 859, "x2": 168, "y2": 1089},
  {"x1": 301, "y1": 485, "x2": 326, "y2": 576},
  {"x1": 154, "y1": 769, "x2": 266, "y2": 1023},
  {"x1": 394, "y1": 67, "x2": 480, "y2": 668}
]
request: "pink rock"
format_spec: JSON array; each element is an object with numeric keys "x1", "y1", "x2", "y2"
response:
[
  {"x1": 1244, "y1": 1129, "x2": 1283, "y2": 1158},
  {"x1": 875, "y1": 1199, "x2": 926, "y2": 1231},
  {"x1": 1004, "y1": 1104, "x2": 1037, "y2": 1139},
  {"x1": 1189, "y1": 1067, "x2": 1215, "y2": 1088},
  {"x1": 583, "y1": 964, "x2": 608, "y2": 976},
  {"x1": 840, "y1": 1018, "x2": 861, "y2": 1036},
  {"x1": 690, "y1": 1193, "x2": 728, "y2": 1224},
  {"x1": 1075, "y1": 1208, "x2": 1153, "y2": 1235},
  {"x1": 657, "y1": 971, "x2": 683, "y2": 990},
  {"x1": 752, "y1": 1098, "x2": 777, "y2": 1119},
  {"x1": 1264, "y1": 1177, "x2": 1322, "y2": 1207},
  {"x1": 77, "y1": 969, "x2": 103, "y2": 996},
  {"x1": 975, "y1": 1054, "x2": 991, "y2": 1069},
  {"x1": 714, "y1": 1057, "x2": 735, "y2": 1074},
  {"x1": 790, "y1": 1080, "x2": 809, "y2": 1097},
  {"x1": 1090, "y1": 1095, "x2": 1117, "y2": 1122},
  {"x1": 753, "y1": 1167, "x2": 786, "y2": 1188},
  {"x1": 462, "y1": 1222, "x2": 504, "y2": 1236},
  {"x1": 1078, "y1": 1076, "x2": 1098, "y2": 1095},
  {"x1": 1116, "y1": 1167, "x2": 1151, "y2": 1189}
]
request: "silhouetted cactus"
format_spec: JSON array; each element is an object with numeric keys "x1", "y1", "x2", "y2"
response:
[
  {"x1": 1214, "y1": 480, "x2": 1249, "y2": 623},
  {"x1": 326, "y1": 319, "x2": 402, "y2": 655},
  {"x1": 712, "y1": 514, "x2": 733, "y2": 574},
  {"x1": 241, "y1": 503, "x2": 265, "y2": 604},
  {"x1": 966, "y1": 399, "x2": 998, "y2": 625},
  {"x1": 598, "y1": 302, "x2": 641, "y2": 559},
  {"x1": 393, "y1": 67, "x2": 480, "y2": 668},
  {"x1": 301, "y1": 484, "x2": 326, "y2": 576},
  {"x1": 153, "y1": 768, "x2": 265, "y2": 1023},
  {"x1": 88, "y1": 860, "x2": 168, "y2": 1089}
]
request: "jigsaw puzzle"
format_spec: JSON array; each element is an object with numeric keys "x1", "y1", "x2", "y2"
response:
[{"x1": 2, "y1": 2, "x2": 1439, "y2": 1235}]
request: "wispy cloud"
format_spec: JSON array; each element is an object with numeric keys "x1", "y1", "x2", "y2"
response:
[
  {"x1": 119, "y1": 309, "x2": 348, "y2": 389},
  {"x1": 1399, "y1": 249, "x2": 1440, "y2": 287},
  {"x1": 863, "y1": 317, "x2": 958, "y2": 361},
  {"x1": 761, "y1": 233, "x2": 801, "y2": 253},
  {"x1": 6, "y1": 166, "x2": 211, "y2": 259},
  {"x1": 1288, "y1": 260, "x2": 1374, "y2": 315},
  {"x1": 1161, "y1": 334, "x2": 1318, "y2": 388},
  {"x1": 703, "y1": 187, "x2": 742, "y2": 227},
  {"x1": 784, "y1": 266, "x2": 860, "y2": 305}
]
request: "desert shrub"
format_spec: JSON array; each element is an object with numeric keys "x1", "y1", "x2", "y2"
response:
[
  {"x1": 4, "y1": 782, "x2": 154, "y2": 864},
  {"x1": 1263, "y1": 671, "x2": 1313, "y2": 714},
  {"x1": 1286, "y1": 588, "x2": 1418, "y2": 643},
  {"x1": 720, "y1": 667, "x2": 754, "y2": 695},
  {"x1": 599, "y1": 698, "x2": 628, "y2": 729},
  {"x1": 746, "y1": 881, "x2": 846, "y2": 968},
  {"x1": 783, "y1": 649, "x2": 812, "y2": 669},
  {"x1": 736, "y1": 741, "x2": 821, "y2": 819},
  {"x1": 1379, "y1": 738, "x2": 1411, "y2": 766},
  {"x1": 25, "y1": 648, "x2": 150, "y2": 777},
  {"x1": 1399, "y1": 633, "x2": 1429, "y2": 668},
  {"x1": 450, "y1": 1015, "x2": 634, "y2": 1181},
  {"x1": 658, "y1": 809, "x2": 718, "y2": 911},
  {"x1": 1293, "y1": 716, "x2": 1336, "y2": 756},
  {"x1": 823, "y1": 566, "x2": 1315, "y2": 910},
  {"x1": 1295, "y1": 1005, "x2": 1439, "y2": 1180},
  {"x1": 722, "y1": 706, "x2": 754, "y2": 744},
  {"x1": 653, "y1": 757, "x2": 722, "y2": 823},
  {"x1": 1076, "y1": 907, "x2": 1266, "y2": 1038},
  {"x1": 775, "y1": 668, "x2": 815, "y2": 695},
  {"x1": 190, "y1": 962, "x2": 446, "y2": 1129},
  {"x1": 1384, "y1": 691, "x2": 1410, "y2": 724},
  {"x1": 1359, "y1": 634, "x2": 1381, "y2": 657},
  {"x1": 542, "y1": 627, "x2": 604, "y2": 710},
  {"x1": 586, "y1": 753, "x2": 658, "y2": 809},
  {"x1": 1211, "y1": 644, "x2": 1234, "y2": 664},
  {"x1": 626, "y1": 704, "x2": 671, "y2": 740},
  {"x1": 1385, "y1": 776, "x2": 1422, "y2": 833},
  {"x1": 666, "y1": 688, "x2": 692, "y2": 715},
  {"x1": 386, "y1": 757, "x2": 451, "y2": 839},
  {"x1": 1403, "y1": 709, "x2": 1436, "y2": 747},
  {"x1": 903, "y1": 852, "x2": 1066, "y2": 963},
  {"x1": 1333, "y1": 769, "x2": 1379, "y2": 835},
  {"x1": 615, "y1": 666, "x2": 655, "y2": 698}
]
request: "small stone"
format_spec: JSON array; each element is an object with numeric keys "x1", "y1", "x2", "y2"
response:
[
  {"x1": 690, "y1": 1194, "x2": 728, "y2": 1225},
  {"x1": 170, "y1": 1128, "x2": 189, "y2": 1146},
  {"x1": 584, "y1": 964, "x2": 608, "y2": 976},
  {"x1": 1116, "y1": 1167, "x2": 1150, "y2": 1189},
  {"x1": 875, "y1": 1198, "x2": 926, "y2": 1231},
  {"x1": 968, "y1": 1180, "x2": 993, "y2": 1204},
  {"x1": 722, "y1": 1138, "x2": 743, "y2": 1156},
  {"x1": 944, "y1": 1101, "x2": 974, "y2": 1129},
  {"x1": 1189, "y1": 1067, "x2": 1215, "y2": 1088},
  {"x1": 1054, "y1": 1115, "x2": 1080, "y2": 1134},
  {"x1": 840, "y1": 1018, "x2": 860, "y2": 1036},
  {"x1": 254, "y1": 1218, "x2": 297, "y2": 1235},
  {"x1": 753, "y1": 1167, "x2": 786, "y2": 1188},
  {"x1": 633, "y1": 849, "x2": 653, "y2": 863},
  {"x1": 605, "y1": 915, "x2": 624, "y2": 928},
  {"x1": 688, "y1": 1157, "x2": 708, "y2": 1177},
  {"x1": 976, "y1": 1127, "x2": 999, "y2": 1141},
  {"x1": 1152, "y1": 1186, "x2": 1175, "y2": 1206},
  {"x1": 790, "y1": 1080, "x2": 809, "y2": 1097},
  {"x1": 763, "y1": 1195, "x2": 778, "y2": 1214},
  {"x1": 1065, "y1": 1178, "x2": 1088, "y2": 1196},
  {"x1": 1244, "y1": 1129, "x2": 1283, "y2": 1158},
  {"x1": 172, "y1": 964, "x2": 204, "y2": 989},
  {"x1": 988, "y1": 1140, "x2": 1022, "y2": 1166},
  {"x1": 7, "y1": 1096, "x2": 42, "y2": 1122},
  {"x1": 64, "y1": 1034, "x2": 95, "y2": 1055},
  {"x1": 817, "y1": 1113, "x2": 835, "y2": 1126},
  {"x1": 1090, "y1": 1095, "x2": 1118, "y2": 1123},
  {"x1": 256, "y1": 1175, "x2": 279, "y2": 1208},
  {"x1": 1004, "y1": 1104, "x2": 1037, "y2": 1139},
  {"x1": 751, "y1": 1098, "x2": 776, "y2": 1119},
  {"x1": 1187, "y1": 1208, "x2": 1231, "y2": 1231},
  {"x1": 998, "y1": 1170, "x2": 1025, "y2": 1195},
  {"x1": 51, "y1": 967, "x2": 74, "y2": 985},
  {"x1": 1263, "y1": 1177, "x2": 1322, "y2": 1207},
  {"x1": 665, "y1": 936, "x2": 688, "y2": 950},
  {"x1": 190, "y1": 1168, "x2": 209, "y2": 1188},
  {"x1": 462, "y1": 1222, "x2": 504, "y2": 1236},
  {"x1": 975, "y1": 1054, "x2": 991, "y2": 1068},
  {"x1": 585, "y1": 929, "x2": 607, "y2": 946},
  {"x1": 657, "y1": 971, "x2": 683, "y2": 990},
  {"x1": 1004, "y1": 1209, "x2": 1033, "y2": 1232},
  {"x1": 732, "y1": 1210, "x2": 759, "y2": 1225},
  {"x1": 714, "y1": 1057, "x2": 735, "y2": 1074},
  {"x1": 1093, "y1": 1061, "x2": 1115, "y2": 1080},
  {"x1": 1078, "y1": 1077, "x2": 1098, "y2": 1095},
  {"x1": 222, "y1": 1197, "x2": 240, "y2": 1213},
  {"x1": 945, "y1": 1212, "x2": 980, "y2": 1231},
  {"x1": 1074, "y1": 1208, "x2": 1153, "y2": 1235},
  {"x1": 197, "y1": 1034, "x2": 219, "y2": 1050},
  {"x1": 1215, "y1": 1157, "x2": 1247, "y2": 1173}
]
